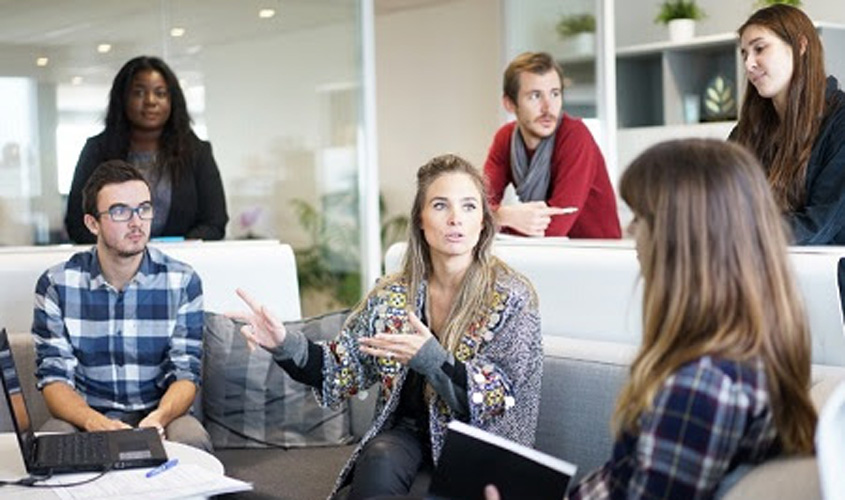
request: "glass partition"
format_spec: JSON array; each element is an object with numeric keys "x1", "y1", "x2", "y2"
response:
[{"x1": 0, "y1": 1, "x2": 369, "y2": 315}]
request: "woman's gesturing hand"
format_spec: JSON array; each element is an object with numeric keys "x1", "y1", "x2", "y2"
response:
[
  {"x1": 227, "y1": 288, "x2": 287, "y2": 351},
  {"x1": 359, "y1": 311, "x2": 433, "y2": 364}
]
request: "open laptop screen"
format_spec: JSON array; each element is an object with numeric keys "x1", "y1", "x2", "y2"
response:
[{"x1": 0, "y1": 328, "x2": 37, "y2": 468}]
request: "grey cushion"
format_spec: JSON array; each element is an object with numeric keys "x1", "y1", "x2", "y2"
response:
[
  {"x1": 536, "y1": 352, "x2": 627, "y2": 485},
  {"x1": 202, "y1": 310, "x2": 353, "y2": 449}
]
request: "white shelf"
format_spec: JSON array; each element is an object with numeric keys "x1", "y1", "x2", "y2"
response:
[{"x1": 617, "y1": 32, "x2": 738, "y2": 57}]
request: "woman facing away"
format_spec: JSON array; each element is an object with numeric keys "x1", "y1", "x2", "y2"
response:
[
  {"x1": 731, "y1": 4, "x2": 845, "y2": 245},
  {"x1": 65, "y1": 55, "x2": 228, "y2": 243},
  {"x1": 232, "y1": 154, "x2": 543, "y2": 499},
  {"x1": 566, "y1": 139, "x2": 817, "y2": 499}
]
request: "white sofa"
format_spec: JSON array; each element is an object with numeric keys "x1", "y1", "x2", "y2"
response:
[
  {"x1": 386, "y1": 239, "x2": 845, "y2": 366},
  {"x1": 0, "y1": 239, "x2": 302, "y2": 336},
  {"x1": 2, "y1": 239, "x2": 843, "y2": 499}
]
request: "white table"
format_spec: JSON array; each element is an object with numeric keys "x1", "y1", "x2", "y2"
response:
[{"x1": 0, "y1": 433, "x2": 224, "y2": 499}]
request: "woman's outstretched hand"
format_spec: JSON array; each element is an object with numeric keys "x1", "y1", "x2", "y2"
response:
[
  {"x1": 359, "y1": 311, "x2": 433, "y2": 364},
  {"x1": 227, "y1": 288, "x2": 287, "y2": 351}
]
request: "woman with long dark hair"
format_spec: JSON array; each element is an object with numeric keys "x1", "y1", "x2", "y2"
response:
[
  {"x1": 65, "y1": 56, "x2": 228, "y2": 243},
  {"x1": 731, "y1": 4, "x2": 845, "y2": 244},
  {"x1": 232, "y1": 154, "x2": 543, "y2": 499}
]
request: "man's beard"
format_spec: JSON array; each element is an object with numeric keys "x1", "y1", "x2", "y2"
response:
[
  {"x1": 102, "y1": 233, "x2": 147, "y2": 259},
  {"x1": 116, "y1": 247, "x2": 145, "y2": 258}
]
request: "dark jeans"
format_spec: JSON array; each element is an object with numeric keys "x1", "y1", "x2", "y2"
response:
[{"x1": 347, "y1": 420, "x2": 432, "y2": 500}]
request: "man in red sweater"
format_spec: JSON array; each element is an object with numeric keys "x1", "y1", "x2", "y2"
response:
[{"x1": 484, "y1": 52, "x2": 621, "y2": 238}]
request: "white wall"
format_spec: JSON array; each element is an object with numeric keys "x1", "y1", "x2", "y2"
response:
[{"x1": 376, "y1": 0, "x2": 502, "y2": 219}]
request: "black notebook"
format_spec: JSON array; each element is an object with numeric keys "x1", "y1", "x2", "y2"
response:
[
  {"x1": 428, "y1": 420, "x2": 577, "y2": 500},
  {"x1": 0, "y1": 328, "x2": 167, "y2": 474}
]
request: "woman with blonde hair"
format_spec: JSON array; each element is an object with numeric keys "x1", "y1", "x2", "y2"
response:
[
  {"x1": 568, "y1": 139, "x2": 817, "y2": 499},
  {"x1": 232, "y1": 154, "x2": 542, "y2": 499}
]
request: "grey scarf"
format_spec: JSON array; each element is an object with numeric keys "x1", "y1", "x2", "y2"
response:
[{"x1": 509, "y1": 120, "x2": 558, "y2": 202}]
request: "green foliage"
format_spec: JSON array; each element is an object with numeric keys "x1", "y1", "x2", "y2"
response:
[
  {"x1": 754, "y1": 0, "x2": 802, "y2": 7},
  {"x1": 654, "y1": 0, "x2": 706, "y2": 24},
  {"x1": 291, "y1": 193, "x2": 409, "y2": 309},
  {"x1": 555, "y1": 13, "x2": 596, "y2": 39}
]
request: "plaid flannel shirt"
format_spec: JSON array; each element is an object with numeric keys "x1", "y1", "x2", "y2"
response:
[
  {"x1": 568, "y1": 356, "x2": 780, "y2": 500},
  {"x1": 32, "y1": 246, "x2": 203, "y2": 413}
]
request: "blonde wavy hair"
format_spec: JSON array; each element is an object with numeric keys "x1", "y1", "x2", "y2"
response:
[
  {"x1": 402, "y1": 153, "x2": 499, "y2": 353},
  {"x1": 615, "y1": 139, "x2": 816, "y2": 453}
]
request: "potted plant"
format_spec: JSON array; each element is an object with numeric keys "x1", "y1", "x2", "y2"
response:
[
  {"x1": 655, "y1": 0, "x2": 706, "y2": 42},
  {"x1": 556, "y1": 13, "x2": 596, "y2": 56}
]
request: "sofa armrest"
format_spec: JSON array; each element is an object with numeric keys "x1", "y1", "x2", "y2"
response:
[
  {"x1": 6, "y1": 332, "x2": 51, "y2": 430},
  {"x1": 719, "y1": 456, "x2": 820, "y2": 500}
]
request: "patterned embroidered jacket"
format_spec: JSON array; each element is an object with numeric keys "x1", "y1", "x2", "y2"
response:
[{"x1": 313, "y1": 262, "x2": 542, "y2": 498}]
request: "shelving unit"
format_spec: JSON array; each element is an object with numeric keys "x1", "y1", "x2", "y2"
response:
[
  {"x1": 616, "y1": 32, "x2": 739, "y2": 128},
  {"x1": 558, "y1": 53, "x2": 597, "y2": 118},
  {"x1": 614, "y1": 23, "x2": 845, "y2": 170}
]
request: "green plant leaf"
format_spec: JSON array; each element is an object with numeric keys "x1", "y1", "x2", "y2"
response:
[
  {"x1": 556, "y1": 13, "x2": 596, "y2": 39},
  {"x1": 654, "y1": 0, "x2": 706, "y2": 24}
]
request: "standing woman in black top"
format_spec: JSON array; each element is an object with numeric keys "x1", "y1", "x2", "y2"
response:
[{"x1": 65, "y1": 56, "x2": 228, "y2": 243}]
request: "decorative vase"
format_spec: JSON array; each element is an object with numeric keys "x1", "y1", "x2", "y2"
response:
[
  {"x1": 570, "y1": 32, "x2": 595, "y2": 56},
  {"x1": 667, "y1": 18, "x2": 695, "y2": 42}
]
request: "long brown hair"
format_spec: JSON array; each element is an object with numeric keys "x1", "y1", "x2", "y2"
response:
[
  {"x1": 733, "y1": 5, "x2": 827, "y2": 211},
  {"x1": 616, "y1": 139, "x2": 816, "y2": 453}
]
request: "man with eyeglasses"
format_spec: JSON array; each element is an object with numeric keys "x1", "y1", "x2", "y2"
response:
[{"x1": 30, "y1": 159, "x2": 211, "y2": 451}]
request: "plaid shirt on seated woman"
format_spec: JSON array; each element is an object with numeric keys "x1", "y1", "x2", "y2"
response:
[{"x1": 568, "y1": 356, "x2": 779, "y2": 500}]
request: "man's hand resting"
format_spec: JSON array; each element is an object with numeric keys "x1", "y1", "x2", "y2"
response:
[
  {"x1": 495, "y1": 202, "x2": 574, "y2": 236},
  {"x1": 84, "y1": 413, "x2": 131, "y2": 432}
]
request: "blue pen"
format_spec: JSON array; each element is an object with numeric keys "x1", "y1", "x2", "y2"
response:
[{"x1": 146, "y1": 458, "x2": 179, "y2": 478}]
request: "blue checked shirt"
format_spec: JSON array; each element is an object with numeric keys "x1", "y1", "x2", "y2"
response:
[
  {"x1": 32, "y1": 246, "x2": 203, "y2": 413},
  {"x1": 568, "y1": 356, "x2": 781, "y2": 500}
]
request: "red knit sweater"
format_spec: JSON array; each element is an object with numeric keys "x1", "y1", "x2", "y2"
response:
[{"x1": 483, "y1": 115, "x2": 621, "y2": 238}]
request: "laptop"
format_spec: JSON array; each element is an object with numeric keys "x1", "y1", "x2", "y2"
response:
[{"x1": 0, "y1": 328, "x2": 167, "y2": 475}]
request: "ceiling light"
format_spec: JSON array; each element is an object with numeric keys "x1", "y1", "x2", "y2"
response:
[
  {"x1": 71, "y1": 76, "x2": 84, "y2": 85},
  {"x1": 36, "y1": 57, "x2": 49, "y2": 67},
  {"x1": 97, "y1": 44, "x2": 112, "y2": 53},
  {"x1": 259, "y1": 9, "x2": 275, "y2": 19},
  {"x1": 170, "y1": 27, "x2": 186, "y2": 37}
]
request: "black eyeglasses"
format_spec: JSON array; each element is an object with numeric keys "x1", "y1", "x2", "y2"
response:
[{"x1": 95, "y1": 203, "x2": 154, "y2": 222}]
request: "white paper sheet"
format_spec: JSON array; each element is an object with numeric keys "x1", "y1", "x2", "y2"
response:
[{"x1": 48, "y1": 463, "x2": 252, "y2": 500}]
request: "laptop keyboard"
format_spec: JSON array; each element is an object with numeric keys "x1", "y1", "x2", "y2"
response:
[{"x1": 42, "y1": 432, "x2": 109, "y2": 465}]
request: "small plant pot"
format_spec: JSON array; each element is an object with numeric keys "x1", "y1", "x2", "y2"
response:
[
  {"x1": 667, "y1": 18, "x2": 695, "y2": 42},
  {"x1": 567, "y1": 32, "x2": 595, "y2": 57}
]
